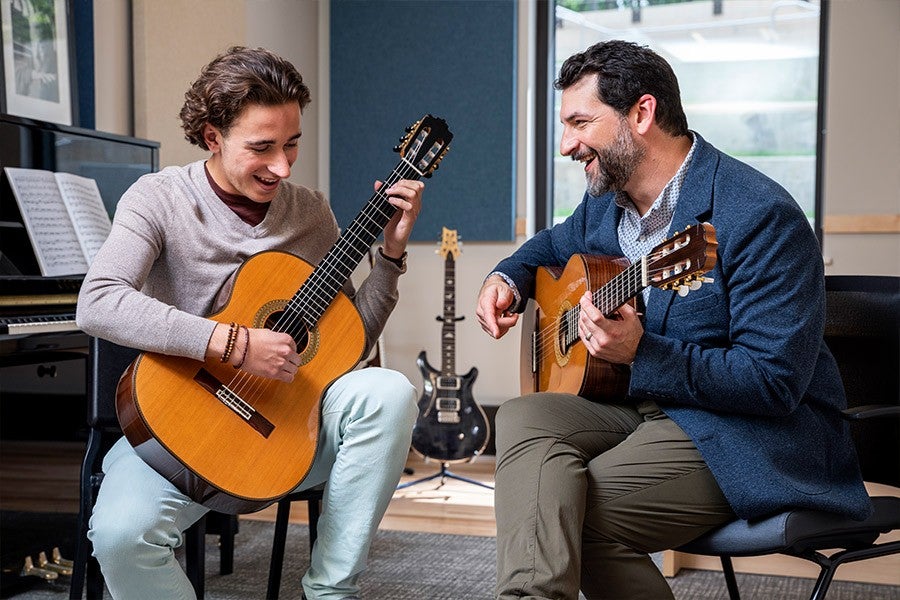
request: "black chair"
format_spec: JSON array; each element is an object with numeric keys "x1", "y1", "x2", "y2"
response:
[
  {"x1": 69, "y1": 337, "x2": 324, "y2": 599},
  {"x1": 676, "y1": 275, "x2": 900, "y2": 600}
]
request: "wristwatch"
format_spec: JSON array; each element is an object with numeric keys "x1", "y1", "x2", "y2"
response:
[{"x1": 379, "y1": 247, "x2": 407, "y2": 269}]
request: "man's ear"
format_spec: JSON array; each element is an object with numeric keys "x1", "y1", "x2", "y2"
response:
[
  {"x1": 632, "y1": 94, "x2": 656, "y2": 135},
  {"x1": 203, "y1": 123, "x2": 222, "y2": 151}
]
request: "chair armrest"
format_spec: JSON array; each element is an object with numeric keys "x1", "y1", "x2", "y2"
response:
[{"x1": 842, "y1": 405, "x2": 900, "y2": 420}]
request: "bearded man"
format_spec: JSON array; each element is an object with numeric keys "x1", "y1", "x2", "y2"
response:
[{"x1": 475, "y1": 40, "x2": 870, "y2": 600}]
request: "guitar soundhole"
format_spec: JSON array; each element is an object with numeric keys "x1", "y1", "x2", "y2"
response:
[
  {"x1": 265, "y1": 310, "x2": 310, "y2": 353},
  {"x1": 258, "y1": 306, "x2": 320, "y2": 367}
]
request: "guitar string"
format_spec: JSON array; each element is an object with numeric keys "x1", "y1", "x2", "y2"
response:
[
  {"x1": 222, "y1": 171, "x2": 408, "y2": 408},
  {"x1": 226, "y1": 163, "x2": 413, "y2": 405},
  {"x1": 221, "y1": 158, "x2": 420, "y2": 408},
  {"x1": 426, "y1": 253, "x2": 459, "y2": 416},
  {"x1": 531, "y1": 223, "x2": 708, "y2": 357},
  {"x1": 531, "y1": 249, "x2": 692, "y2": 365},
  {"x1": 532, "y1": 254, "x2": 699, "y2": 363},
  {"x1": 531, "y1": 263, "x2": 640, "y2": 353}
]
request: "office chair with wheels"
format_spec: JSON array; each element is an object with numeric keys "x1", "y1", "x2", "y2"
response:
[
  {"x1": 69, "y1": 337, "x2": 323, "y2": 599},
  {"x1": 676, "y1": 275, "x2": 900, "y2": 600}
]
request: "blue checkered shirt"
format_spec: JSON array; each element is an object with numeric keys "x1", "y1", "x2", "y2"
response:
[{"x1": 615, "y1": 133, "x2": 698, "y2": 307}]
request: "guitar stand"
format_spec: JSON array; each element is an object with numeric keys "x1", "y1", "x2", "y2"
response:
[{"x1": 397, "y1": 461, "x2": 494, "y2": 491}]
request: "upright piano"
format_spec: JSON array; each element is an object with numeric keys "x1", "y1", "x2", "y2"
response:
[
  {"x1": 0, "y1": 115, "x2": 159, "y2": 594},
  {"x1": 0, "y1": 113, "x2": 159, "y2": 422}
]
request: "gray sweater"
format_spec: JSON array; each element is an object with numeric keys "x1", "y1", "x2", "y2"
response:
[{"x1": 76, "y1": 160, "x2": 403, "y2": 361}]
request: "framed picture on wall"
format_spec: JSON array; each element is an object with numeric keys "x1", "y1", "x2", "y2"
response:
[{"x1": 0, "y1": 0, "x2": 74, "y2": 126}]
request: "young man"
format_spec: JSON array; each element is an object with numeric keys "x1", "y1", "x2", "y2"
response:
[
  {"x1": 76, "y1": 46, "x2": 424, "y2": 600},
  {"x1": 476, "y1": 40, "x2": 870, "y2": 600}
]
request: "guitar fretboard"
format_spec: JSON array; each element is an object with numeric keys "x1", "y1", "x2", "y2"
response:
[
  {"x1": 441, "y1": 254, "x2": 457, "y2": 375},
  {"x1": 279, "y1": 160, "x2": 419, "y2": 335},
  {"x1": 560, "y1": 259, "x2": 646, "y2": 350}
]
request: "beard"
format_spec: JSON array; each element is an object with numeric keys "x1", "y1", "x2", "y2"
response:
[{"x1": 577, "y1": 120, "x2": 645, "y2": 197}]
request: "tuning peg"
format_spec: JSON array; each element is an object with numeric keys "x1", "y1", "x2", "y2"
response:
[
  {"x1": 392, "y1": 145, "x2": 402, "y2": 153},
  {"x1": 689, "y1": 279, "x2": 703, "y2": 291},
  {"x1": 678, "y1": 285, "x2": 690, "y2": 297}
]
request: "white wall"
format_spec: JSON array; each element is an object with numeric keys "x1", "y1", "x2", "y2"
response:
[
  {"x1": 94, "y1": 0, "x2": 899, "y2": 408},
  {"x1": 821, "y1": 0, "x2": 900, "y2": 276}
]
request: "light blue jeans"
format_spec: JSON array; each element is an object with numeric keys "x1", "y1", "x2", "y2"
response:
[{"x1": 89, "y1": 367, "x2": 417, "y2": 600}]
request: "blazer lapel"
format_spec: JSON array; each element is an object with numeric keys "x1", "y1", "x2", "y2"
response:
[{"x1": 645, "y1": 133, "x2": 719, "y2": 334}]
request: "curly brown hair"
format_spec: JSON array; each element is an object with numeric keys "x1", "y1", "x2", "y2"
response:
[{"x1": 179, "y1": 46, "x2": 311, "y2": 150}]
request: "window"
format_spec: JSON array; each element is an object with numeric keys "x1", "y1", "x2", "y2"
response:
[{"x1": 549, "y1": 0, "x2": 825, "y2": 237}]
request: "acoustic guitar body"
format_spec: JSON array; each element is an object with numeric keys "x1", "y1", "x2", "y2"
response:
[
  {"x1": 115, "y1": 114, "x2": 455, "y2": 514},
  {"x1": 116, "y1": 251, "x2": 366, "y2": 514},
  {"x1": 521, "y1": 253, "x2": 634, "y2": 402},
  {"x1": 520, "y1": 223, "x2": 718, "y2": 403}
]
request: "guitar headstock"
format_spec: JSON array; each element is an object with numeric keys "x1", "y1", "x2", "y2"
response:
[
  {"x1": 648, "y1": 222, "x2": 718, "y2": 297},
  {"x1": 438, "y1": 227, "x2": 461, "y2": 260},
  {"x1": 393, "y1": 115, "x2": 453, "y2": 178}
]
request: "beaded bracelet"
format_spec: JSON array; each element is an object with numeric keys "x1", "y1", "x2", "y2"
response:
[
  {"x1": 220, "y1": 322, "x2": 238, "y2": 363},
  {"x1": 233, "y1": 325, "x2": 250, "y2": 369}
]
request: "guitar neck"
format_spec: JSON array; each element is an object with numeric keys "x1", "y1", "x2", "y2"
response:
[
  {"x1": 592, "y1": 259, "x2": 646, "y2": 315},
  {"x1": 561, "y1": 259, "x2": 646, "y2": 351},
  {"x1": 285, "y1": 161, "x2": 422, "y2": 329},
  {"x1": 440, "y1": 254, "x2": 457, "y2": 376}
]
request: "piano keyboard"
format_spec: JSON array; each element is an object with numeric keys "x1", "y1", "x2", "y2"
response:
[{"x1": 0, "y1": 313, "x2": 79, "y2": 336}]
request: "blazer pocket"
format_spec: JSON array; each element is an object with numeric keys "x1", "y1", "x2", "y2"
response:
[{"x1": 667, "y1": 291, "x2": 722, "y2": 317}]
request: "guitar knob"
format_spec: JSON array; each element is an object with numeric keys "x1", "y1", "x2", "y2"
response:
[
  {"x1": 678, "y1": 285, "x2": 690, "y2": 297},
  {"x1": 690, "y1": 279, "x2": 703, "y2": 291}
]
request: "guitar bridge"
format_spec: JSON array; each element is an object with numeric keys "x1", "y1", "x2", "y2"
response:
[
  {"x1": 437, "y1": 411, "x2": 461, "y2": 424},
  {"x1": 194, "y1": 368, "x2": 275, "y2": 438}
]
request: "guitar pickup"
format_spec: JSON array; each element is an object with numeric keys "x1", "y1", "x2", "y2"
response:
[
  {"x1": 437, "y1": 398, "x2": 461, "y2": 411},
  {"x1": 437, "y1": 377, "x2": 460, "y2": 390}
]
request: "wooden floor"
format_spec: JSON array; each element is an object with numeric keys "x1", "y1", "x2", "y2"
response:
[
  {"x1": 243, "y1": 453, "x2": 496, "y2": 536},
  {"x1": 2, "y1": 440, "x2": 898, "y2": 586},
  {"x1": 0, "y1": 440, "x2": 495, "y2": 536}
]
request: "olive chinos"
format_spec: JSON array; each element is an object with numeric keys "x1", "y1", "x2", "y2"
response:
[{"x1": 494, "y1": 393, "x2": 736, "y2": 600}]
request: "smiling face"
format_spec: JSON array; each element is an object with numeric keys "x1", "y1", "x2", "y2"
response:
[
  {"x1": 203, "y1": 102, "x2": 302, "y2": 203},
  {"x1": 559, "y1": 74, "x2": 645, "y2": 197}
]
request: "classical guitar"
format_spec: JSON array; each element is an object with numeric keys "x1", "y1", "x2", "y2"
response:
[
  {"x1": 116, "y1": 115, "x2": 453, "y2": 514},
  {"x1": 520, "y1": 222, "x2": 718, "y2": 402},
  {"x1": 410, "y1": 228, "x2": 489, "y2": 463}
]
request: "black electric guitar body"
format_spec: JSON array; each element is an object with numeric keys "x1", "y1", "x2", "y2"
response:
[{"x1": 410, "y1": 228, "x2": 489, "y2": 463}]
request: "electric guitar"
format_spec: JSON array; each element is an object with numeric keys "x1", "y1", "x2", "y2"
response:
[
  {"x1": 520, "y1": 222, "x2": 718, "y2": 402},
  {"x1": 410, "y1": 228, "x2": 489, "y2": 463},
  {"x1": 116, "y1": 115, "x2": 453, "y2": 514}
]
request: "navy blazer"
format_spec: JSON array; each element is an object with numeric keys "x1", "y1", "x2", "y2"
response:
[{"x1": 494, "y1": 134, "x2": 871, "y2": 521}]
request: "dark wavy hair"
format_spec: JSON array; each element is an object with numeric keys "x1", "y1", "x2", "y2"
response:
[
  {"x1": 180, "y1": 46, "x2": 311, "y2": 150},
  {"x1": 555, "y1": 40, "x2": 689, "y2": 137}
]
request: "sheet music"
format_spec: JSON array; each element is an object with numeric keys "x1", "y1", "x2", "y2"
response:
[
  {"x1": 56, "y1": 172, "x2": 112, "y2": 264},
  {"x1": 4, "y1": 167, "x2": 111, "y2": 277}
]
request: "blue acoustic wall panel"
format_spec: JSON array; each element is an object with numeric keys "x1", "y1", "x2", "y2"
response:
[{"x1": 330, "y1": 0, "x2": 517, "y2": 242}]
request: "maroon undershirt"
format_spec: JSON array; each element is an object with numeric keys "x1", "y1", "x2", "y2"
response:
[{"x1": 204, "y1": 162, "x2": 270, "y2": 226}]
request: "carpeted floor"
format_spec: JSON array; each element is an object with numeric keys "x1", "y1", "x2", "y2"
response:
[{"x1": 4, "y1": 516, "x2": 899, "y2": 600}]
